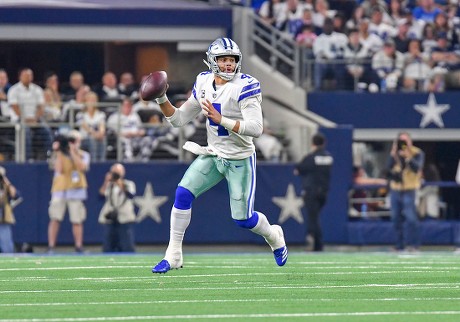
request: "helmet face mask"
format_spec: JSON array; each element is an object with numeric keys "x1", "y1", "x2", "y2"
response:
[{"x1": 204, "y1": 38, "x2": 242, "y2": 81}]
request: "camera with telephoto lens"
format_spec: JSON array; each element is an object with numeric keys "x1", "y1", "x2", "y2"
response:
[
  {"x1": 397, "y1": 139, "x2": 407, "y2": 151},
  {"x1": 110, "y1": 172, "x2": 121, "y2": 181},
  {"x1": 54, "y1": 134, "x2": 76, "y2": 154}
]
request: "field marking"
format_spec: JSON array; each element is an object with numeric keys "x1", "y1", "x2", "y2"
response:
[
  {"x1": 2, "y1": 311, "x2": 460, "y2": 321},
  {"x1": 1, "y1": 282, "x2": 459, "y2": 294},
  {"x1": 0, "y1": 269, "x2": 455, "y2": 283},
  {"x1": 2, "y1": 297, "x2": 460, "y2": 307}
]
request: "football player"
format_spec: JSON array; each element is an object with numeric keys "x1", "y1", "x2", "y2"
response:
[{"x1": 152, "y1": 37, "x2": 287, "y2": 273}]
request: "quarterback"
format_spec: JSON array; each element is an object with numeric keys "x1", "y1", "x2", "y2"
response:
[{"x1": 152, "y1": 37, "x2": 288, "y2": 273}]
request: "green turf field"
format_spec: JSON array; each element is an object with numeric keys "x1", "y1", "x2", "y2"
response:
[{"x1": 0, "y1": 251, "x2": 459, "y2": 321}]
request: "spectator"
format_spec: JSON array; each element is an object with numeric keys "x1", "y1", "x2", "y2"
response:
[
  {"x1": 0, "y1": 69, "x2": 13, "y2": 120},
  {"x1": 402, "y1": 39, "x2": 432, "y2": 91},
  {"x1": 294, "y1": 132, "x2": 333, "y2": 252},
  {"x1": 118, "y1": 72, "x2": 138, "y2": 101},
  {"x1": 62, "y1": 71, "x2": 86, "y2": 102},
  {"x1": 388, "y1": 0, "x2": 408, "y2": 27},
  {"x1": 350, "y1": 165, "x2": 387, "y2": 217},
  {"x1": 313, "y1": 17, "x2": 348, "y2": 90},
  {"x1": 387, "y1": 132, "x2": 424, "y2": 252},
  {"x1": 47, "y1": 130, "x2": 90, "y2": 254},
  {"x1": 412, "y1": 0, "x2": 443, "y2": 24},
  {"x1": 0, "y1": 166, "x2": 20, "y2": 253},
  {"x1": 258, "y1": 0, "x2": 284, "y2": 27},
  {"x1": 358, "y1": 19, "x2": 384, "y2": 56},
  {"x1": 77, "y1": 91, "x2": 107, "y2": 162},
  {"x1": 368, "y1": 7, "x2": 398, "y2": 41},
  {"x1": 345, "y1": 5, "x2": 366, "y2": 31},
  {"x1": 361, "y1": 0, "x2": 388, "y2": 18},
  {"x1": 343, "y1": 28, "x2": 371, "y2": 90},
  {"x1": 394, "y1": 20, "x2": 412, "y2": 53},
  {"x1": 312, "y1": 0, "x2": 336, "y2": 29},
  {"x1": 276, "y1": 0, "x2": 307, "y2": 37},
  {"x1": 421, "y1": 23, "x2": 439, "y2": 53},
  {"x1": 61, "y1": 84, "x2": 91, "y2": 123},
  {"x1": 417, "y1": 163, "x2": 441, "y2": 219},
  {"x1": 7, "y1": 67, "x2": 52, "y2": 160},
  {"x1": 433, "y1": 11, "x2": 452, "y2": 41},
  {"x1": 431, "y1": 32, "x2": 460, "y2": 89},
  {"x1": 333, "y1": 12, "x2": 347, "y2": 33},
  {"x1": 106, "y1": 98, "x2": 151, "y2": 162},
  {"x1": 296, "y1": 23, "x2": 317, "y2": 52},
  {"x1": 43, "y1": 71, "x2": 62, "y2": 122},
  {"x1": 254, "y1": 118, "x2": 284, "y2": 162},
  {"x1": 98, "y1": 163, "x2": 136, "y2": 253},
  {"x1": 371, "y1": 38, "x2": 405, "y2": 92},
  {"x1": 96, "y1": 71, "x2": 122, "y2": 102}
]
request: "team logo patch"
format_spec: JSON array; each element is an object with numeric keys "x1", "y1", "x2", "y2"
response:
[
  {"x1": 212, "y1": 93, "x2": 217, "y2": 99},
  {"x1": 200, "y1": 90, "x2": 205, "y2": 98}
]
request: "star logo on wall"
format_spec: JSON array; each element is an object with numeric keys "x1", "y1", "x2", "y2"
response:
[
  {"x1": 414, "y1": 93, "x2": 450, "y2": 128},
  {"x1": 272, "y1": 183, "x2": 304, "y2": 224},
  {"x1": 134, "y1": 182, "x2": 168, "y2": 223}
]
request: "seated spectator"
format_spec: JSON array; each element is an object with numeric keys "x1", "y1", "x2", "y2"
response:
[
  {"x1": 296, "y1": 23, "x2": 317, "y2": 53},
  {"x1": 43, "y1": 71, "x2": 63, "y2": 122},
  {"x1": 350, "y1": 165, "x2": 388, "y2": 216},
  {"x1": 294, "y1": 8, "x2": 321, "y2": 38},
  {"x1": 412, "y1": 0, "x2": 443, "y2": 24},
  {"x1": 371, "y1": 38, "x2": 405, "y2": 91},
  {"x1": 312, "y1": 0, "x2": 336, "y2": 29},
  {"x1": 333, "y1": 12, "x2": 347, "y2": 33},
  {"x1": 358, "y1": 19, "x2": 384, "y2": 56},
  {"x1": 425, "y1": 66, "x2": 447, "y2": 92},
  {"x1": 387, "y1": 0, "x2": 408, "y2": 27},
  {"x1": 61, "y1": 85, "x2": 91, "y2": 123},
  {"x1": 343, "y1": 28, "x2": 371, "y2": 90},
  {"x1": 0, "y1": 69, "x2": 12, "y2": 120},
  {"x1": 431, "y1": 32, "x2": 460, "y2": 89},
  {"x1": 106, "y1": 98, "x2": 151, "y2": 162},
  {"x1": 118, "y1": 72, "x2": 138, "y2": 101},
  {"x1": 313, "y1": 17, "x2": 348, "y2": 90},
  {"x1": 402, "y1": 39, "x2": 432, "y2": 91},
  {"x1": 77, "y1": 91, "x2": 107, "y2": 162},
  {"x1": 96, "y1": 71, "x2": 122, "y2": 103},
  {"x1": 394, "y1": 20, "x2": 412, "y2": 53},
  {"x1": 258, "y1": 0, "x2": 284, "y2": 27},
  {"x1": 132, "y1": 98, "x2": 161, "y2": 113},
  {"x1": 368, "y1": 7, "x2": 398, "y2": 41},
  {"x1": 254, "y1": 118, "x2": 284, "y2": 162},
  {"x1": 345, "y1": 5, "x2": 366, "y2": 31},
  {"x1": 62, "y1": 71, "x2": 86, "y2": 102},
  {"x1": 361, "y1": 0, "x2": 388, "y2": 18},
  {"x1": 421, "y1": 23, "x2": 439, "y2": 53},
  {"x1": 276, "y1": 0, "x2": 307, "y2": 37}
]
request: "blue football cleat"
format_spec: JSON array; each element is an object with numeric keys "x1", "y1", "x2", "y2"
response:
[
  {"x1": 152, "y1": 259, "x2": 172, "y2": 274},
  {"x1": 273, "y1": 245, "x2": 288, "y2": 266}
]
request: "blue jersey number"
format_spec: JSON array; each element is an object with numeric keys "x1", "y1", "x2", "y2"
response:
[{"x1": 208, "y1": 103, "x2": 229, "y2": 136}]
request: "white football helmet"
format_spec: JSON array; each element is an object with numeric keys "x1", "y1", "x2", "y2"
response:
[{"x1": 204, "y1": 38, "x2": 242, "y2": 81}]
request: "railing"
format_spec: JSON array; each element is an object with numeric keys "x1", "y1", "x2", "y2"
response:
[{"x1": 349, "y1": 182, "x2": 460, "y2": 220}]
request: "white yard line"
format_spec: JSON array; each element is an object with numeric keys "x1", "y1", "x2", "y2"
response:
[
  {"x1": 1, "y1": 311, "x2": 460, "y2": 321},
  {"x1": 1, "y1": 297, "x2": 460, "y2": 307}
]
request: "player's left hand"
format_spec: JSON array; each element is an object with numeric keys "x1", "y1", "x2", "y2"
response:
[{"x1": 201, "y1": 99, "x2": 221, "y2": 124}]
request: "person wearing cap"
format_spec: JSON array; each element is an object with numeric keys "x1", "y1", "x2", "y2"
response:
[
  {"x1": 371, "y1": 37, "x2": 405, "y2": 91},
  {"x1": 47, "y1": 130, "x2": 90, "y2": 254},
  {"x1": 0, "y1": 166, "x2": 20, "y2": 253}
]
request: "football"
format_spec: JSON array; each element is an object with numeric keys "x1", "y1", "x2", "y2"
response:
[{"x1": 139, "y1": 71, "x2": 168, "y2": 101}]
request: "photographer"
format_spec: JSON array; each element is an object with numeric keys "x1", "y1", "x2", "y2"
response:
[
  {"x1": 387, "y1": 132, "x2": 424, "y2": 252},
  {"x1": 98, "y1": 163, "x2": 136, "y2": 253},
  {"x1": 48, "y1": 130, "x2": 90, "y2": 254},
  {"x1": 0, "y1": 166, "x2": 20, "y2": 253}
]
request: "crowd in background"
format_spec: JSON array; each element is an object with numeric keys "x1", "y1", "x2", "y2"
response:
[{"x1": 257, "y1": 0, "x2": 460, "y2": 92}]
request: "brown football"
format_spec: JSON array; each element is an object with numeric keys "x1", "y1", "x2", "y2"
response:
[{"x1": 139, "y1": 71, "x2": 168, "y2": 101}]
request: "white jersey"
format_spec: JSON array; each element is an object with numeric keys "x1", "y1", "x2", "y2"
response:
[{"x1": 167, "y1": 71, "x2": 263, "y2": 160}]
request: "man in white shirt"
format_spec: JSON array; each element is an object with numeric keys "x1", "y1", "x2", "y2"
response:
[{"x1": 7, "y1": 68, "x2": 52, "y2": 160}]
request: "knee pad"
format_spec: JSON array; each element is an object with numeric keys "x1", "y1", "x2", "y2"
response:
[
  {"x1": 173, "y1": 186, "x2": 195, "y2": 210},
  {"x1": 234, "y1": 212, "x2": 259, "y2": 229}
]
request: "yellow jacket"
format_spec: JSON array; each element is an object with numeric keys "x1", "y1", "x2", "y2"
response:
[
  {"x1": 51, "y1": 151, "x2": 88, "y2": 192},
  {"x1": 389, "y1": 146, "x2": 424, "y2": 191}
]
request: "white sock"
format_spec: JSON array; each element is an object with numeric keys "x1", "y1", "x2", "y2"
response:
[
  {"x1": 250, "y1": 212, "x2": 275, "y2": 241},
  {"x1": 165, "y1": 206, "x2": 191, "y2": 261}
]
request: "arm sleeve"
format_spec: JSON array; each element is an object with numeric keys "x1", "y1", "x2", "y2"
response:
[
  {"x1": 237, "y1": 96, "x2": 263, "y2": 138},
  {"x1": 165, "y1": 96, "x2": 202, "y2": 128},
  {"x1": 407, "y1": 151, "x2": 424, "y2": 173}
]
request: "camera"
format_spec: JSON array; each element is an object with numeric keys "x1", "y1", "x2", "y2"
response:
[
  {"x1": 54, "y1": 134, "x2": 76, "y2": 154},
  {"x1": 110, "y1": 172, "x2": 121, "y2": 181},
  {"x1": 397, "y1": 139, "x2": 407, "y2": 151}
]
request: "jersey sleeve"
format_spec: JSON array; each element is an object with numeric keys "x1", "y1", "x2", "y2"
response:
[{"x1": 237, "y1": 76, "x2": 261, "y2": 103}]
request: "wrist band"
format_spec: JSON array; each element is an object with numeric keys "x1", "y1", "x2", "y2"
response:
[
  {"x1": 155, "y1": 94, "x2": 168, "y2": 105},
  {"x1": 220, "y1": 116, "x2": 237, "y2": 131}
]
